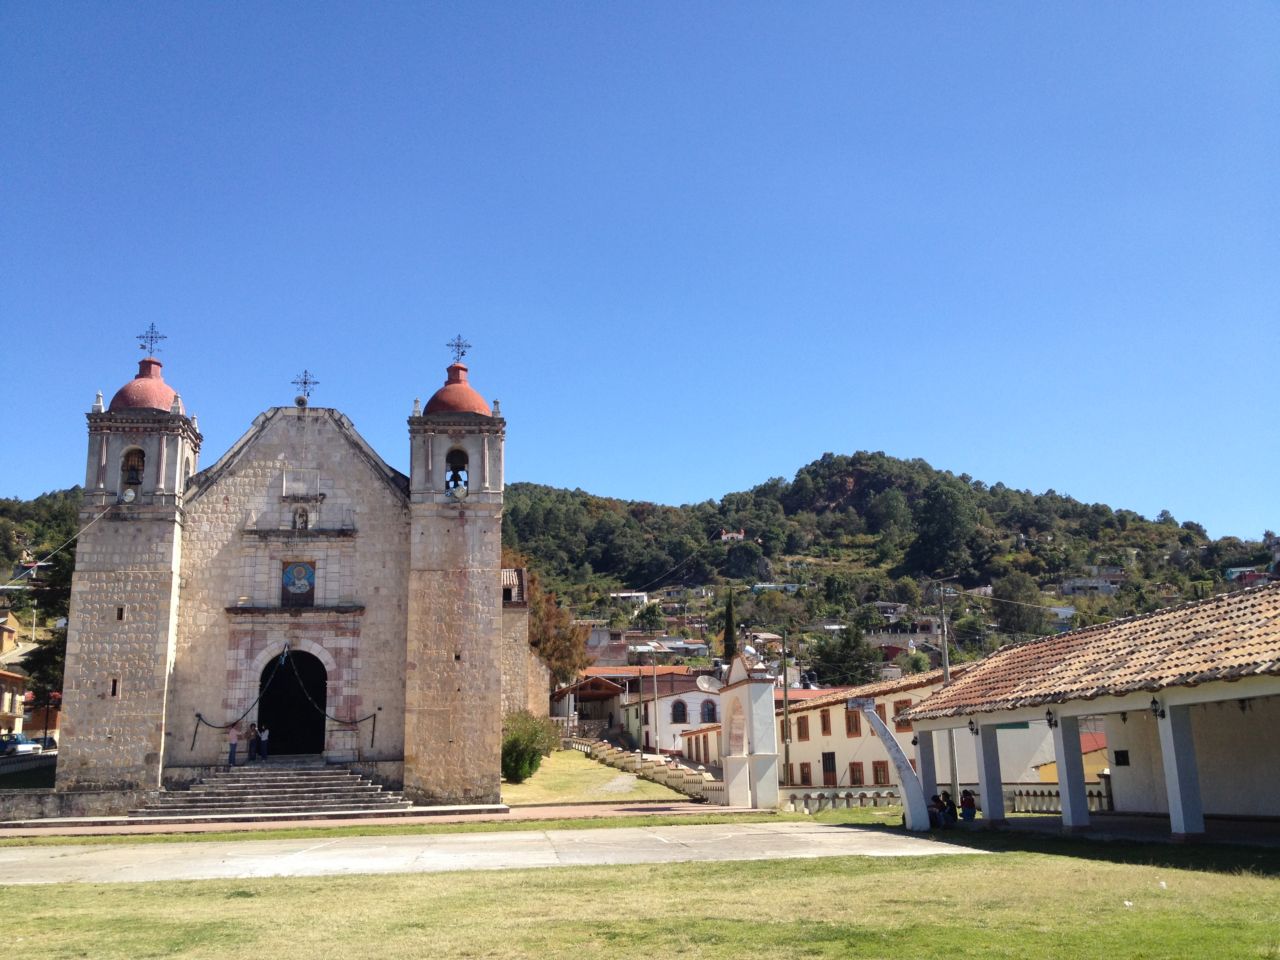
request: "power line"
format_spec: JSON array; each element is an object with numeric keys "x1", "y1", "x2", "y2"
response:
[{"x1": 1, "y1": 503, "x2": 114, "y2": 590}]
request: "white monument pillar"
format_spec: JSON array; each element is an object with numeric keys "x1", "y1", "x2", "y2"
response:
[
  {"x1": 915, "y1": 729, "x2": 939, "y2": 801},
  {"x1": 1052, "y1": 714, "x2": 1091, "y2": 830},
  {"x1": 718, "y1": 657, "x2": 779, "y2": 809},
  {"x1": 973, "y1": 722, "x2": 1006, "y2": 824},
  {"x1": 1157, "y1": 703, "x2": 1205, "y2": 838}
]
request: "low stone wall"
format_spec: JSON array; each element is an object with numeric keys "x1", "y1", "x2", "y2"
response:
[
  {"x1": 1011, "y1": 785, "x2": 1111, "y2": 814},
  {"x1": 1, "y1": 788, "x2": 151, "y2": 821},
  {"x1": 568, "y1": 737, "x2": 724, "y2": 804},
  {"x1": 781, "y1": 789, "x2": 901, "y2": 814}
]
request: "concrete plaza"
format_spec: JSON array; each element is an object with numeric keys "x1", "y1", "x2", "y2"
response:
[{"x1": 0, "y1": 820, "x2": 979, "y2": 885}]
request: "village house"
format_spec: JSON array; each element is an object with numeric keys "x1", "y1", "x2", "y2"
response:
[{"x1": 0, "y1": 668, "x2": 27, "y2": 736}]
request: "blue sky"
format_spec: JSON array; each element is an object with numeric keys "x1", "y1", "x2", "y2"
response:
[{"x1": 2, "y1": 4, "x2": 1277, "y2": 539}]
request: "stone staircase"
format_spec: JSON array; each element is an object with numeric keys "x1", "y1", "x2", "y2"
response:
[{"x1": 130, "y1": 756, "x2": 415, "y2": 821}]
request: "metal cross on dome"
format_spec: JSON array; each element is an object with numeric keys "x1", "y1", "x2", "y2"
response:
[
  {"x1": 291, "y1": 369, "x2": 319, "y2": 400},
  {"x1": 136, "y1": 323, "x2": 167, "y2": 356},
  {"x1": 447, "y1": 335, "x2": 471, "y2": 364}
]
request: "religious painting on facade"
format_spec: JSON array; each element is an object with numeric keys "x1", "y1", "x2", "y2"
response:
[{"x1": 281, "y1": 560, "x2": 316, "y2": 607}]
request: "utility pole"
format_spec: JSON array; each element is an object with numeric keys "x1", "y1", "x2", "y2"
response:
[
  {"x1": 781, "y1": 626, "x2": 792, "y2": 785},
  {"x1": 935, "y1": 580, "x2": 960, "y2": 800},
  {"x1": 651, "y1": 644, "x2": 660, "y2": 758}
]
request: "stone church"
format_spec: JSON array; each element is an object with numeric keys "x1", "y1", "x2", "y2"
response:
[{"x1": 56, "y1": 343, "x2": 548, "y2": 809}]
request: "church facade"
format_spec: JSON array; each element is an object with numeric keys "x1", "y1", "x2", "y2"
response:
[{"x1": 55, "y1": 348, "x2": 547, "y2": 809}]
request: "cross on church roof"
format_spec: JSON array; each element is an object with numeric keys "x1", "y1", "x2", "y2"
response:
[
  {"x1": 291, "y1": 369, "x2": 319, "y2": 400},
  {"x1": 447, "y1": 335, "x2": 471, "y2": 364},
  {"x1": 136, "y1": 323, "x2": 167, "y2": 356}
]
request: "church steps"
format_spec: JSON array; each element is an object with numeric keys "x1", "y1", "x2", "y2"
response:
[
  {"x1": 135, "y1": 802, "x2": 414, "y2": 815},
  {"x1": 133, "y1": 763, "x2": 413, "y2": 818}
]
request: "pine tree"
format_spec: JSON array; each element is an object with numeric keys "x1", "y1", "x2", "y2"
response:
[{"x1": 722, "y1": 590, "x2": 738, "y2": 662}]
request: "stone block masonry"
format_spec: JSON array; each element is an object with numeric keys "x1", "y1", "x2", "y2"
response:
[
  {"x1": 404, "y1": 502, "x2": 504, "y2": 805},
  {"x1": 56, "y1": 355, "x2": 523, "y2": 816},
  {"x1": 57, "y1": 509, "x2": 183, "y2": 792}
]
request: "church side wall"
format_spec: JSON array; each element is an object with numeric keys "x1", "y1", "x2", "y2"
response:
[
  {"x1": 168, "y1": 411, "x2": 409, "y2": 768},
  {"x1": 500, "y1": 607, "x2": 549, "y2": 718},
  {"x1": 56, "y1": 511, "x2": 182, "y2": 791}
]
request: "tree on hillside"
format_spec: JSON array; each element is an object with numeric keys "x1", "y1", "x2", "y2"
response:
[
  {"x1": 632, "y1": 603, "x2": 664, "y2": 633},
  {"x1": 904, "y1": 479, "x2": 978, "y2": 577},
  {"x1": 503, "y1": 548, "x2": 590, "y2": 686},
  {"x1": 991, "y1": 572, "x2": 1050, "y2": 637},
  {"x1": 808, "y1": 626, "x2": 880, "y2": 686},
  {"x1": 866, "y1": 488, "x2": 913, "y2": 544},
  {"x1": 21, "y1": 627, "x2": 65, "y2": 704},
  {"x1": 722, "y1": 590, "x2": 737, "y2": 661},
  {"x1": 723, "y1": 540, "x2": 763, "y2": 580}
]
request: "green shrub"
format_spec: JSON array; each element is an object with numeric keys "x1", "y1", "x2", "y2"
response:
[{"x1": 501, "y1": 710, "x2": 559, "y2": 784}]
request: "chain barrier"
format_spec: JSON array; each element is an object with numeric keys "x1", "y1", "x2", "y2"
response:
[{"x1": 191, "y1": 643, "x2": 378, "y2": 751}]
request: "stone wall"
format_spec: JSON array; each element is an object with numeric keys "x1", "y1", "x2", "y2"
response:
[
  {"x1": 169, "y1": 408, "x2": 411, "y2": 767},
  {"x1": 501, "y1": 606, "x2": 549, "y2": 717},
  {"x1": 404, "y1": 498, "x2": 503, "y2": 805},
  {"x1": 1, "y1": 788, "x2": 150, "y2": 820},
  {"x1": 56, "y1": 505, "x2": 182, "y2": 791}
]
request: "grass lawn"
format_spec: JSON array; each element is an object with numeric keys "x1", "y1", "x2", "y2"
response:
[
  {"x1": 14, "y1": 834, "x2": 1280, "y2": 959},
  {"x1": 501, "y1": 748, "x2": 684, "y2": 805}
]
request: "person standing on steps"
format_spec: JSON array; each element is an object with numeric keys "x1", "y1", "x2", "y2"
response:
[
  {"x1": 227, "y1": 724, "x2": 240, "y2": 767},
  {"x1": 247, "y1": 723, "x2": 259, "y2": 762},
  {"x1": 258, "y1": 724, "x2": 270, "y2": 761}
]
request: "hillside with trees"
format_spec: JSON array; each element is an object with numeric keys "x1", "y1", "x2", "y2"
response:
[
  {"x1": 502, "y1": 451, "x2": 1273, "y2": 650},
  {"x1": 4, "y1": 450, "x2": 1273, "y2": 687}
]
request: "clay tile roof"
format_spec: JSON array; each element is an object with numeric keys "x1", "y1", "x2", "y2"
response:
[
  {"x1": 779, "y1": 666, "x2": 968, "y2": 716},
  {"x1": 501, "y1": 568, "x2": 526, "y2": 603},
  {"x1": 906, "y1": 582, "x2": 1280, "y2": 721},
  {"x1": 582, "y1": 665, "x2": 692, "y2": 678}
]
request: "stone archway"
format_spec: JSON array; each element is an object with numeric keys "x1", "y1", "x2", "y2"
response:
[{"x1": 258, "y1": 650, "x2": 327, "y2": 755}]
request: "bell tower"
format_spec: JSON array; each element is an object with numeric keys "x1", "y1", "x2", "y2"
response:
[
  {"x1": 57, "y1": 328, "x2": 201, "y2": 793},
  {"x1": 404, "y1": 340, "x2": 505, "y2": 804}
]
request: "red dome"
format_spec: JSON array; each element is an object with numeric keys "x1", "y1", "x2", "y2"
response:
[
  {"x1": 424, "y1": 363, "x2": 491, "y2": 416},
  {"x1": 109, "y1": 357, "x2": 180, "y2": 413}
]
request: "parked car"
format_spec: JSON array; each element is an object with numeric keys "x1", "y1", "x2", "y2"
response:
[
  {"x1": 29, "y1": 736, "x2": 58, "y2": 751},
  {"x1": 0, "y1": 734, "x2": 43, "y2": 756}
]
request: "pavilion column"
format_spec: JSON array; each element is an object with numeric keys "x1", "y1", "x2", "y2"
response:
[
  {"x1": 974, "y1": 723, "x2": 1006, "y2": 824},
  {"x1": 915, "y1": 729, "x2": 938, "y2": 800},
  {"x1": 1052, "y1": 715, "x2": 1091, "y2": 830},
  {"x1": 1157, "y1": 704, "x2": 1205, "y2": 838}
]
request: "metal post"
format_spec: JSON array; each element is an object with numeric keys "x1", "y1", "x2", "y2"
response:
[
  {"x1": 781, "y1": 627, "x2": 791, "y2": 785},
  {"x1": 651, "y1": 646, "x2": 660, "y2": 758},
  {"x1": 936, "y1": 582, "x2": 960, "y2": 800}
]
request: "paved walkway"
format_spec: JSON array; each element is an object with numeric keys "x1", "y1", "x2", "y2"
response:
[
  {"x1": 0, "y1": 820, "x2": 980, "y2": 885},
  {"x1": 0, "y1": 801, "x2": 738, "y2": 839}
]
